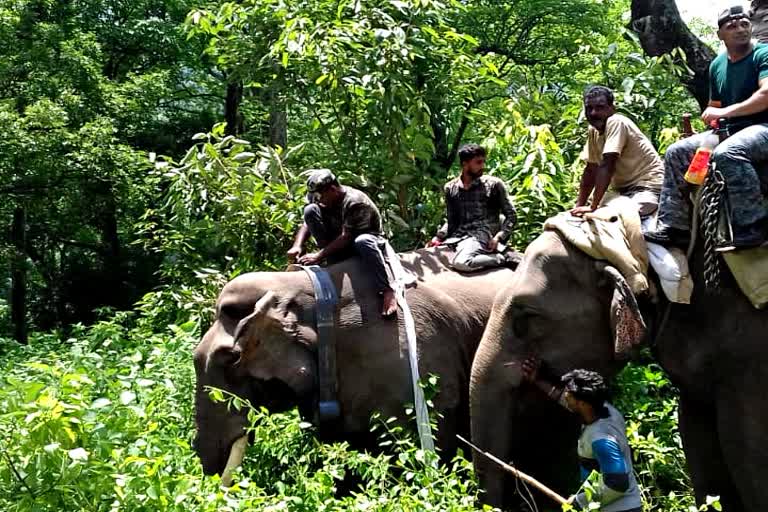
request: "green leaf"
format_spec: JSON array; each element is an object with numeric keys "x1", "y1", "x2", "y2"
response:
[
  {"x1": 232, "y1": 152, "x2": 256, "y2": 162},
  {"x1": 68, "y1": 448, "x2": 89, "y2": 461},
  {"x1": 92, "y1": 398, "x2": 112, "y2": 409}
]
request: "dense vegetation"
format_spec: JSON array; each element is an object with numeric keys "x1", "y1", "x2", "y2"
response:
[{"x1": 0, "y1": 0, "x2": 721, "y2": 510}]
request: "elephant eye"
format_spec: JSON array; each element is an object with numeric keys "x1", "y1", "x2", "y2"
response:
[
  {"x1": 511, "y1": 304, "x2": 544, "y2": 340},
  {"x1": 512, "y1": 314, "x2": 529, "y2": 339}
]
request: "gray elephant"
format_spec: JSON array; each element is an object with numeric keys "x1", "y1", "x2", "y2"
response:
[
  {"x1": 470, "y1": 229, "x2": 768, "y2": 511},
  {"x1": 193, "y1": 247, "x2": 516, "y2": 479}
]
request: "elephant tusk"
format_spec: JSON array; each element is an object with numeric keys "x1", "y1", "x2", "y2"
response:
[{"x1": 221, "y1": 435, "x2": 248, "y2": 487}]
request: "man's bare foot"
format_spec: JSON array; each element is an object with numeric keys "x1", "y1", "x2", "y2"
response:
[{"x1": 382, "y1": 289, "x2": 398, "y2": 318}]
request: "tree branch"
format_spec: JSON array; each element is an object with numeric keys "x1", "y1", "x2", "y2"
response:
[{"x1": 629, "y1": 0, "x2": 716, "y2": 109}]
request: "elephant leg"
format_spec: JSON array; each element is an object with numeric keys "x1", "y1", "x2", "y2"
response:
[
  {"x1": 679, "y1": 394, "x2": 744, "y2": 512},
  {"x1": 716, "y1": 373, "x2": 768, "y2": 512},
  {"x1": 435, "y1": 404, "x2": 461, "y2": 463}
]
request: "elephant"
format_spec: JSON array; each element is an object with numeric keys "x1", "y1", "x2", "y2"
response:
[
  {"x1": 193, "y1": 247, "x2": 516, "y2": 479},
  {"x1": 469, "y1": 229, "x2": 768, "y2": 511}
]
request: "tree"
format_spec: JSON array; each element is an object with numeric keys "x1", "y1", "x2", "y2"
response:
[
  {"x1": 0, "y1": 0, "x2": 221, "y2": 333},
  {"x1": 629, "y1": 0, "x2": 716, "y2": 109}
]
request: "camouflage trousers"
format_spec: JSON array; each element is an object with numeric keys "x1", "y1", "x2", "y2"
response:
[{"x1": 656, "y1": 124, "x2": 768, "y2": 241}]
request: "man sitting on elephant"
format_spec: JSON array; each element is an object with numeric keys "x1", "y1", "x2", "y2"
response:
[
  {"x1": 571, "y1": 85, "x2": 664, "y2": 218},
  {"x1": 521, "y1": 361, "x2": 642, "y2": 512},
  {"x1": 645, "y1": 5, "x2": 768, "y2": 250},
  {"x1": 287, "y1": 169, "x2": 397, "y2": 317},
  {"x1": 427, "y1": 143, "x2": 518, "y2": 271}
]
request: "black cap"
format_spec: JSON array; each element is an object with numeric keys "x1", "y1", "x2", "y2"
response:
[
  {"x1": 718, "y1": 5, "x2": 749, "y2": 28},
  {"x1": 305, "y1": 168, "x2": 338, "y2": 202}
]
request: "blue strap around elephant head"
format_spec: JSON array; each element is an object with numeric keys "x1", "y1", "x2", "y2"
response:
[{"x1": 301, "y1": 265, "x2": 341, "y2": 424}]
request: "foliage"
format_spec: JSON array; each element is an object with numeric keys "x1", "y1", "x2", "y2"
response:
[
  {"x1": 0, "y1": 306, "x2": 710, "y2": 512},
  {"x1": 137, "y1": 122, "x2": 305, "y2": 282},
  {"x1": 0, "y1": 308, "x2": 482, "y2": 512},
  {"x1": 0, "y1": 0, "x2": 221, "y2": 330},
  {"x1": 613, "y1": 359, "x2": 693, "y2": 511},
  {"x1": 0, "y1": 1, "x2": 729, "y2": 511}
]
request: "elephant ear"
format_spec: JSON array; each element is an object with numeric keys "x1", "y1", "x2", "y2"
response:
[
  {"x1": 596, "y1": 263, "x2": 647, "y2": 360},
  {"x1": 232, "y1": 291, "x2": 299, "y2": 362}
]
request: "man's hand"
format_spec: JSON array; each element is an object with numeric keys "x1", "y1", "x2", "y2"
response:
[
  {"x1": 426, "y1": 237, "x2": 442, "y2": 248},
  {"x1": 486, "y1": 236, "x2": 501, "y2": 252},
  {"x1": 570, "y1": 205, "x2": 593, "y2": 217},
  {"x1": 287, "y1": 245, "x2": 303, "y2": 263},
  {"x1": 521, "y1": 357, "x2": 541, "y2": 384},
  {"x1": 298, "y1": 252, "x2": 322, "y2": 265},
  {"x1": 702, "y1": 106, "x2": 730, "y2": 125}
]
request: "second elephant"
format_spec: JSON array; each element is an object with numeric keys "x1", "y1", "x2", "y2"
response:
[{"x1": 470, "y1": 229, "x2": 768, "y2": 511}]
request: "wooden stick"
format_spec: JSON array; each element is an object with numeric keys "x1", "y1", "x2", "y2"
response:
[{"x1": 457, "y1": 434, "x2": 568, "y2": 506}]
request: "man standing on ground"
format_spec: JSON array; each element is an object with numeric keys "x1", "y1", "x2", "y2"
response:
[
  {"x1": 572, "y1": 85, "x2": 664, "y2": 218},
  {"x1": 427, "y1": 143, "x2": 518, "y2": 272},
  {"x1": 645, "y1": 5, "x2": 768, "y2": 250},
  {"x1": 287, "y1": 169, "x2": 397, "y2": 317},
  {"x1": 521, "y1": 360, "x2": 642, "y2": 512}
]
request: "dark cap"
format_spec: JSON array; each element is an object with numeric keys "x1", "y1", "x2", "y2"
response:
[
  {"x1": 718, "y1": 5, "x2": 749, "y2": 28},
  {"x1": 306, "y1": 168, "x2": 338, "y2": 193}
]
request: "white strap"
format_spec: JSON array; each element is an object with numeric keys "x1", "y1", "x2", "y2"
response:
[{"x1": 384, "y1": 242, "x2": 435, "y2": 452}]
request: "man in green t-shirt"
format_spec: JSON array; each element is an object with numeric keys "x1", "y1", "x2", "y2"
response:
[{"x1": 645, "y1": 5, "x2": 768, "y2": 250}]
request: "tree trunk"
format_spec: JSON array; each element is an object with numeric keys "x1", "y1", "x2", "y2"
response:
[
  {"x1": 268, "y1": 79, "x2": 287, "y2": 148},
  {"x1": 752, "y1": 1, "x2": 768, "y2": 42},
  {"x1": 224, "y1": 81, "x2": 244, "y2": 136},
  {"x1": 100, "y1": 182, "x2": 122, "y2": 295},
  {"x1": 268, "y1": 109, "x2": 287, "y2": 149},
  {"x1": 11, "y1": 206, "x2": 27, "y2": 344},
  {"x1": 629, "y1": 0, "x2": 716, "y2": 109}
]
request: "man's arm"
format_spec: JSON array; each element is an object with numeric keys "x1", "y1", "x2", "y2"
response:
[
  {"x1": 702, "y1": 77, "x2": 768, "y2": 124},
  {"x1": 590, "y1": 153, "x2": 619, "y2": 210},
  {"x1": 574, "y1": 163, "x2": 597, "y2": 209},
  {"x1": 572, "y1": 155, "x2": 618, "y2": 217},
  {"x1": 435, "y1": 187, "x2": 452, "y2": 241},
  {"x1": 493, "y1": 181, "x2": 517, "y2": 244},
  {"x1": 520, "y1": 358, "x2": 567, "y2": 405},
  {"x1": 317, "y1": 230, "x2": 353, "y2": 260},
  {"x1": 320, "y1": 202, "x2": 371, "y2": 259},
  {"x1": 572, "y1": 437, "x2": 631, "y2": 509},
  {"x1": 287, "y1": 223, "x2": 311, "y2": 262}
]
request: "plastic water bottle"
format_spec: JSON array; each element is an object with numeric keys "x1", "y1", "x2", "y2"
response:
[{"x1": 684, "y1": 120, "x2": 721, "y2": 185}]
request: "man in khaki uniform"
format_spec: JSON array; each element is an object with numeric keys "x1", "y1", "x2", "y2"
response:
[{"x1": 571, "y1": 85, "x2": 664, "y2": 218}]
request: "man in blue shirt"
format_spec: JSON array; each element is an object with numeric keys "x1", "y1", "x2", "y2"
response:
[{"x1": 522, "y1": 361, "x2": 641, "y2": 512}]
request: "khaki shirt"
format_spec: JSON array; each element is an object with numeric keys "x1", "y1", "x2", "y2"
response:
[{"x1": 580, "y1": 114, "x2": 664, "y2": 191}]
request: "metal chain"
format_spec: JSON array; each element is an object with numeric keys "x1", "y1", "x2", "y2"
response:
[{"x1": 700, "y1": 165, "x2": 725, "y2": 290}]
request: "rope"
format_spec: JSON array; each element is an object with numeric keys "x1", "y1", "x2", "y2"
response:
[{"x1": 700, "y1": 166, "x2": 726, "y2": 290}]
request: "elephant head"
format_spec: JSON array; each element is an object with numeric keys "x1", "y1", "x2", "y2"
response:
[
  {"x1": 193, "y1": 272, "x2": 318, "y2": 478},
  {"x1": 469, "y1": 230, "x2": 646, "y2": 508}
]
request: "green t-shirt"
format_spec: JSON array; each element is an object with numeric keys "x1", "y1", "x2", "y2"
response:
[{"x1": 709, "y1": 42, "x2": 768, "y2": 128}]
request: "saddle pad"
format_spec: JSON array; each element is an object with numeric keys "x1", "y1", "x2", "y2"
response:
[{"x1": 723, "y1": 247, "x2": 768, "y2": 309}]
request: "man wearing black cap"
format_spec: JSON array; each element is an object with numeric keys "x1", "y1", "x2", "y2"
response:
[
  {"x1": 645, "y1": 4, "x2": 768, "y2": 250},
  {"x1": 287, "y1": 169, "x2": 397, "y2": 317}
]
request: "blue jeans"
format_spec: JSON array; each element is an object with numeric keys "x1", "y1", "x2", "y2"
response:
[{"x1": 657, "y1": 124, "x2": 768, "y2": 242}]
